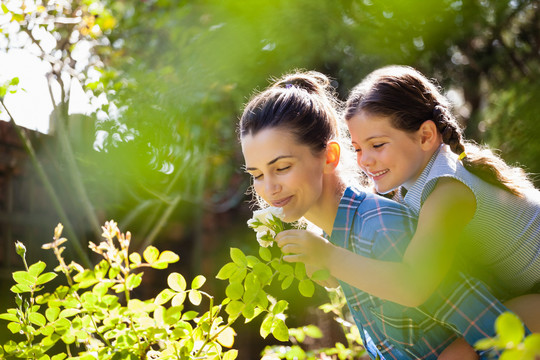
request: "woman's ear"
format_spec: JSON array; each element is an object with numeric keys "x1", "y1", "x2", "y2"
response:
[
  {"x1": 418, "y1": 120, "x2": 440, "y2": 150},
  {"x1": 324, "y1": 141, "x2": 340, "y2": 173}
]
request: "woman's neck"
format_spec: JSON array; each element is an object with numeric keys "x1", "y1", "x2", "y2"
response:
[{"x1": 304, "y1": 174, "x2": 345, "y2": 235}]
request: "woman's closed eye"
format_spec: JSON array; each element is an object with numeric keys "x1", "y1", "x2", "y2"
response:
[
  {"x1": 373, "y1": 143, "x2": 386, "y2": 149},
  {"x1": 277, "y1": 165, "x2": 291, "y2": 172}
]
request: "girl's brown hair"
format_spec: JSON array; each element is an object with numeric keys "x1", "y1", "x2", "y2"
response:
[{"x1": 345, "y1": 65, "x2": 534, "y2": 196}]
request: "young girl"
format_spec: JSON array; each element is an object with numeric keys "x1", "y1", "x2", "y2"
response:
[
  {"x1": 342, "y1": 65, "x2": 540, "y2": 328},
  {"x1": 239, "y1": 70, "x2": 513, "y2": 359}
]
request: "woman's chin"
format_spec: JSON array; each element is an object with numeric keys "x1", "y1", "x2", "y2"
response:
[{"x1": 282, "y1": 213, "x2": 300, "y2": 224}]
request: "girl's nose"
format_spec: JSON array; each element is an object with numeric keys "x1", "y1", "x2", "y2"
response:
[{"x1": 358, "y1": 151, "x2": 374, "y2": 168}]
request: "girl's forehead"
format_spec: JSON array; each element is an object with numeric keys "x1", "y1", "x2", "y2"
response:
[{"x1": 348, "y1": 113, "x2": 395, "y2": 136}]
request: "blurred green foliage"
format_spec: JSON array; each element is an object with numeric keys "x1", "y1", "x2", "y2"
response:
[
  {"x1": 0, "y1": 0, "x2": 539, "y2": 357},
  {"x1": 2, "y1": 0, "x2": 539, "y2": 253}
]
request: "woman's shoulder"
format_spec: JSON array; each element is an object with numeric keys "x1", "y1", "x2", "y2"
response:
[{"x1": 346, "y1": 186, "x2": 416, "y2": 221}]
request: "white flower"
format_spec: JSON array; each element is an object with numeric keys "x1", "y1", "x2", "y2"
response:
[
  {"x1": 256, "y1": 230, "x2": 274, "y2": 248},
  {"x1": 251, "y1": 207, "x2": 284, "y2": 226},
  {"x1": 248, "y1": 206, "x2": 284, "y2": 248}
]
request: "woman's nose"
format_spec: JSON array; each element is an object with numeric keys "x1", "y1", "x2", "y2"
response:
[{"x1": 265, "y1": 177, "x2": 281, "y2": 195}]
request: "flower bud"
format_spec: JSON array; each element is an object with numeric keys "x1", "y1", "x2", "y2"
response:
[{"x1": 15, "y1": 241, "x2": 26, "y2": 258}]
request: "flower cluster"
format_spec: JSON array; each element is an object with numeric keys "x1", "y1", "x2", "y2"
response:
[{"x1": 247, "y1": 207, "x2": 285, "y2": 247}]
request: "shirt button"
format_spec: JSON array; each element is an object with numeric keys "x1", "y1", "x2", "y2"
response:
[
  {"x1": 376, "y1": 345, "x2": 382, "y2": 350},
  {"x1": 353, "y1": 306, "x2": 360, "y2": 311}
]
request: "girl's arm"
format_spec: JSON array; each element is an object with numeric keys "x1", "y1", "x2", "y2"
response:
[{"x1": 276, "y1": 177, "x2": 476, "y2": 307}]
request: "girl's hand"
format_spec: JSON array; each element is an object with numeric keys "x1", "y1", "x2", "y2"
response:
[{"x1": 275, "y1": 229, "x2": 334, "y2": 267}]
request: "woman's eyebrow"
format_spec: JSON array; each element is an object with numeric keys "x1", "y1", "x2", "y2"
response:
[{"x1": 245, "y1": 155, "x2": 294, "y2": 171}]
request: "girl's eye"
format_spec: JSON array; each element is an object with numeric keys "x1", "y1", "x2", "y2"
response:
[
  {"x1": 373, "y1": 143, "x2": 386, "y2": 149},
  {"x1": 354, "y1": 148, "x2": 361, "y2": 153}
]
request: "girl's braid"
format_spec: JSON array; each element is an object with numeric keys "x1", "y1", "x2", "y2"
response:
[{"x1": 432, "y1": 103, "x2": 465, "y2": 155}]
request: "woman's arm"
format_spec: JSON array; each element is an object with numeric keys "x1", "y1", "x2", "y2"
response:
[{"x1": 276, "y1": 178, "x2": 476, "y2": 307}]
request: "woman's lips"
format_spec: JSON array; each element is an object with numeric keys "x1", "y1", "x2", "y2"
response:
[{"x1": 272, "y1": 196, "x2": 292, "y2": 208}]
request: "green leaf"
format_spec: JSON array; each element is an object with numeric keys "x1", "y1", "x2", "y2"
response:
[
  {"x1": 499, "y1": 349, "x2": 524, "y2": 360},
  {"x1": 191, "y1": 275, "x2": 206, "y2": 290},
  {"x1": 129, "y1": 253, "x2": 141, "y2": 266},
  {"x1": 29, "y1": 312, "x2": 46, "y2": 327},
  {"x1": 13, "y1": 271, "x2": 35, "y2": 286},
  {"x1": 243, "y1": 273, "x2": 261, "y2": 303},
  {"x1": 182, "y1": 311, "x2": 198, "y2": 321},
  {"x1": 242, "y1": 303, "x2": 255, "y2": 319},
  {"x1": 151, "y1": 261, "x2": 171, "y2": 269},
  {"x1": 73, "y1": 270, "x2": 98, "y2": 288},
  {"x1": 45, "y1": 307, "x2": 60, "y2": 322},
  {"x1": 260, "y1": 314, "x2": 273, "y2": 339},
  {"x1": 168, "y1": 272, "x2": 187, "y2": 292},
  {"x1": 7, "y1": 322, "x2": 21, "y2": 333},
  {"x1": 188, "y1": 290, "x2": 202, "y2": 306},
  {"x1": 143, "y1": 246, "x2": 159, "y2": 263},
  {"x1": 28, "y1": 261, "x2": 47, "y2": 277},
  {"x1": 226, "y1": 282, "x2": 244, "y2": 300},
  {"x1": 253, "y1": 263, "x2": 273, "y2": 286},
  {"x1": 108, "y1": 265, "x2": 121, "y2": 279},
  {"x1": 62, "y1": 331, "x2": 76, "y2": 344},
  {"x1": 11, "y1": 283, "x2": 31, "y2": 293},
  {"x1": 0, "y1": 313, "x2": 19, "y2": 322},
  {"x1": 36, "y1": 272, "x2": 57, "y2": 285},
  {"x1": 524, "y1": 333, "x2": 540, "y2": 353},
  {"x1": 272, "y1": 318, "x2": 289, "y2": 342},
  {"x1": 294, "y1": 262, "x2": 307, "y2": 279},
  {"x1": 230, "y1": 267, "x2": 247, "y2": 283},
  {"x1": 277, "y1": 263, "x2": 293, "y2": 276},
  {"x1": 223, "y1": 349, "x2": 238, "y2": 360},
  {"x1": 126, "y1": 273, "x2": 143, "y2": 290},
  {"x1": 9, "y1": 77, "x2": 19, "y2": 86},
  {"x1": 127, "y1": 299, "x2": 146, "y2": 312},
  {"x1": 230, "y1": 248, "x2": 248, "y2": 267},
  {"x1": 216, "y1": 262, "x2": 238, "y2": 280},
  {"x1": 171, "y1": 292, "x2": 186, "y2": 307},
  {"x1": 59, "y1": 308, "x2": 80, "y2": 318},
  {"x1": 163, "y1": 306, "x2": 182, "y2": 325},
  {"x1": 225, "y1": 300, "x2": 244, "y2": 318},
  {"x1": 298, "y1": 279, "x2": 315, "y2": 297},
  {"x1": 303, "y1": 325, "x2": 323, "y2": 338},
  {"x1": 310, "y1": 269, "x2": 330, "y2": 281},
  {"x1": 281, "y1": 275, "x2": 294, "y2": 290},
  {"x1": 154, "y1": 288, "x2": 175, "y2": 305},
  {"x1": 272, "y1": 300, "x2": 288, "y2": 315},
  {"x1": 496, "y1": 312, "x2": 525, "y2": 346},
  {"x1": 157, "y1": 250, "x2": 179, "y2": 264},
  {"x1": 259, "y1": 247, "x2": 272, "y2": 262}
]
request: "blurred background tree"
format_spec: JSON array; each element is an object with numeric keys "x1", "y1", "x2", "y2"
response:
[{"x1": 0, "y1": 0, "x2": 538, "y2": 357}]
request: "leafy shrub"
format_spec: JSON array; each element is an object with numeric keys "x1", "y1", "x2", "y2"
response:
[{"x1": 0, "y1": 221, "x2": 238, "y2": 359}]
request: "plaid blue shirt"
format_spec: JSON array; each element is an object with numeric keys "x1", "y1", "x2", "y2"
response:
[{"x1": 328, "y1": 186, "x2": 512, "y2": 359}]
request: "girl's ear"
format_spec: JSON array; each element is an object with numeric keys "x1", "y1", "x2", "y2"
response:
[
  {"x1": 418, "y1": 120, "x2": 440, "y2": 150},
  {"x1": 324, "y1": 141, "x2": 340, "y2": 173}
]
